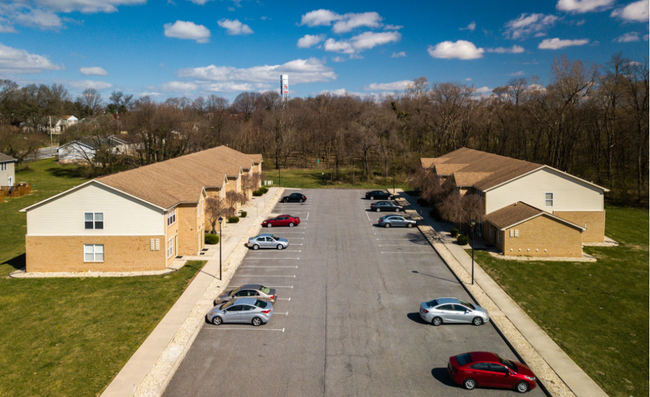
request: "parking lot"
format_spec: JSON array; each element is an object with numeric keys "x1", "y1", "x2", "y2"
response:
[{"x1": 163, "y1": 189, "x2": 545, "y2": 397}]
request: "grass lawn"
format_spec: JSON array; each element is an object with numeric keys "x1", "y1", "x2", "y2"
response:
[
  {"x1": 474, "y1": 204, "x2": 648, "y2": 397},
  {"x1": 265, "y1": 168, "x2": 411, "y2": 190}
]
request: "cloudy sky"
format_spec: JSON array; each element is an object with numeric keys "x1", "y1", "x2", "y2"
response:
[{"x1": 2, "y1": 0, "x2": 648, "y2": 100}]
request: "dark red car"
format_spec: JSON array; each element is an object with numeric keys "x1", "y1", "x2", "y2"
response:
[
  {"x1": 448, "y1": 351, "x2": 537, "y2": 393},
  {"x1": 262, "y1": 214, "x2": 300, "y2": 228}
]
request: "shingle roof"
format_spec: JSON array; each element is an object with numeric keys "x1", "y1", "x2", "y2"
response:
[
  {"x1": 0, "y1": 153, "x2": 17, "y2": 163},
  {"x1": 213, "y1": 145, "x2": 262, "y2": 167},
  {"x1": 485, "y1": 201, "x2": 585, "y2": 230}
]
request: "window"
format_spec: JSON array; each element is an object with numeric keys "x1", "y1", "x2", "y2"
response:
[
  {"x1": 488, "y1": 363, "x2": 509, "y2": 374},
  {"x1": 497, "y1": 231, "x2": 501, "y2": 244},
  {"x1": 84, "y1": 244, "x2": 104, "y2": 262},
  {"x1": 437, "y1": 304, "x2": 454, "y2": 311},
  {"x1": 0, "y1": 163, "x2": 6, "y2": 171},
  {"x1": 167, "y1": 208, "x2": 176, "y2": 226},
  {"x1": 545, "y1": 192, "x2": 554, "y2": 207},
  {"x1": 167, "y1": 237, "x2": 174, "y2": 258},
  {"x1": 84, "y1": 213, "x2": 104, "y2": 229},
  {"x1": 470, "y1": 363, "x2": 490, "y2": 371}
]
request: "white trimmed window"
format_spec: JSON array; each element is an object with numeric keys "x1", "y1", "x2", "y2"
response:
[
  {"x1": 0, "y1": 163, "x2": 6, "y2": 171},
  {"x1": 167, "y1": 237, "x2": 174, "y2": 258},
  {"x1": 84, "y1": 212, "x2": 104, "y2": 229},
  {"x1": 84, "y1": 244, "x2": 104, "y2": 262},
  {"x1": 167, "y1": 208, "x2": 176, "y2": 226},
  {"x1": 545, "y1": 192, "x2": 554, "y2": 207}
]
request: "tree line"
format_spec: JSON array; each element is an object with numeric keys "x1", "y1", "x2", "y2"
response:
[{"x1": 0, "y1": 53, "x2": 646, "y2": 204}]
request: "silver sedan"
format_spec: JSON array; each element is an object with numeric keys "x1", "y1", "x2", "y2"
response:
[
  {"x1": 247, "y1": 234, "x2": 289, "y2": 250},
  {"x1": 378, "y1": 215, "x2": 416, "y2": 228},
  {"x1": 419, "y1": 297, "x2": 490, "y2": 326},
  {"x1": 206, "y1": 298, "x2": 274, "y2": 326}
]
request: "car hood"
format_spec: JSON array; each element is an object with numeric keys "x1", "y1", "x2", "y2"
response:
[
  {"x1": 514, "y1": 362, "x2": 535, "y2": 378},
  {"x1": 216, "y1": 293, "x2": 231, "y2": 301},
  {"x1": 276, "y1": 238, "x2": 289, "y2": 243}
]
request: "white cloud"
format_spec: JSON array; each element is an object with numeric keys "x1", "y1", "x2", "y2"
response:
[
  {"x1": 297, "y1": 34, "x2": 324, "y2": 48},
  {"x1": 323, "y1": 38, "x2": 355, "y2": 54},
  {"x1": 0, "y1": 43, "x2": 61, "y2": 74},
  {"x1": 68, "y1": 80, "x2": 113, "y2": 90},
  {"x1": 487, "y1": 45, "x2": 525, "y2": 53},
  {"x1": 645, "y1": 34, "x2": 649, "y2": 40},
  {"x1": 299, "y1": 9, "x2": 385, "y2": 33},
  {"x1": 80, "y1": 66, "x2": 108, "y2": 75},
  {"x1": 557, "y1": 0, "x2": 615, "y2": 13},
  {"x1": 139, "y1": 91, "x2": 161, "y2": 97},
  {"x1": 460, "y1": 21, "x2": 476, "y2": 31},
  {"x1": 465, "y1": 77, "x2": 472, "y2": 81},
  {"x1": 538, "y1": 37, "x2": 589, "y2": 49},
  {"x1": 203, "y1": 82, "x2": 267, "y2": 92},
  {"x1": 164, "y1": 21, "x2": 211, "y2": 43},
  {"x1": 217, "y1": 19, "x2": 253, "y2": 35},
  {"x1": 300, "y1": 9, "x2": 340, "y2": 27},
  {"x1": 187, "y1": 0, "x2": 213, "y2": 4},
  {"x1": 428, "y1": 40, "x2": 484, "y2": 60},
  {"x1": 159, "y1": 81, "x2": 198, "y2": 92},
  {"x1": 383, "y1": 24, "x2": 403, "y2": 30},
  {"x1": 508, "y1": 71, "x2": 526, "y2": 76},
  {"x1": 15, "y1": 8, "x2": 62, "y2": 29},
  {"x1": 611, "y1": 0, "x2": 649, "y2": 21},
  {"x1": 476, "y1": 86, "x2": 492, "y2": 94},
  {"x1": 332, "y1": 56, "x2": 345, "y2": 62},
  {"x1": 391, "y1": 51, "x2": 406, "y2": 58},
  {"x1": 504, "y1": 13, "x2": 559, "y2": 39},
  {"x1": 324, "y1": 31, "x2": 401, "y2": 55},
  {"x1": 177, "y1": 58, "x2": 336, "y2": 84},
  {"x1": 614, "y1": 32, "x2": 641, "y2": 42},
  {"x1": 32, "y1": 0, "x2": 146, "y2": 13},
  {"x1": 364, "y1": 80, "x2": 411, "y2": 91}
]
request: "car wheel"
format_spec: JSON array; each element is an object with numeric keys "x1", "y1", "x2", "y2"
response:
[
  {"x1": 370, "y1": 196, "x2": 374, "y2": 200},
  {"x1": 267, "y1": 223, "x2": 273, "y2": 228},
  {"x1": 463, "y1": 378, "x2": 477, "y2": 390},
  {"x1": 384, "y1": 223, "x2": 391, "y2": 228},
  {"x1": 252, "y1": 317, "x2": 262, "y2": 326},
  {"x1": 472, "y1": 317, "x2": 483, "y2": 326},
  {"x1": 376, "y1": 208, "x2": 381, "y2": 212},
  {"x1": 395, "y1": 208, "x2": 400, "y2": 212},
  {"x1": 284, "y1": 198, "x2": 288, "y2": 203},
  {"x1": 211, "y1": 316, "x2": 223, "y2": 326},
  {"x1": 252, "y1": 244, "x2": 260, "y2": 250},
  {"x1": 516, "y1": 381, "x2": 529, "y2": 393},
  {"x1": 289, "y1": 222, "x2": 295, "y2": 227},
  {"x1": 432, "y1": 317, "x2": 442, "y2": 326},
  {"x1": 407, "y1": 223, "x2": 414, "y2": 228},
  {"x1": 300, "y1": 199, "x2": 304, "y2": 203},
  {"x1": 277, "y1": 244, "x2": 284, "y2": 250}
]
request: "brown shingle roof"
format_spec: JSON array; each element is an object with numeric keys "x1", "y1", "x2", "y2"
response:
[
  {"x1": 0, "y1": 153, "x2": 17, "y2": 163},
  {"x1": 212, "y1": 145, "x2": 262, "y2": 168},
  {"x1": 485, "y1": 201, "x2": 585, "y2": 230},
  {"x1": 453, "y1": 172, "x2": 493, "y2": 187}
]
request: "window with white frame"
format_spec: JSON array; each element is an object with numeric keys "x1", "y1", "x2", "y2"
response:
[
  {"x1": 167, "y1": 208, "x2": 176, "y2": 226},
  {"x1": 84, "y1": 244, "x2": 104, "y2": 262},
  {"x1": 167, "y1": 237, "x2": 174, "y2": 258},
  {"x1": 545, "y1": 192, "x2": 554, "y2": 207},
  {"x1": 0, "y1": 163, "x2": 6, "y2": 171},
  {"x1": 84, "y1": 212, "x2": 104, "y2": 229}
]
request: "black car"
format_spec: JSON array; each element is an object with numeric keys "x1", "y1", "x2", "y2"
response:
[
  {"x1": 370, "y1": 201, "x2": 404, "y2": 212},
  {"x1": 365, "y1": 190, "x2": 394, "y2": 200},
  {"x1": 282, "y1": 192, "x2": 307, "y2": 203}
]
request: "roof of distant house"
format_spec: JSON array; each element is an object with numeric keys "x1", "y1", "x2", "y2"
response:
[
  {"x1": 0, "y1": 153, "x2": 17, "y2": 163},
  {"x1": 485, "y1": 201, "x2": 585, "y2": 231}
]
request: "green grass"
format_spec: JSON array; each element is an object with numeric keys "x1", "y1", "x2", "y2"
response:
[
  {"x1": 266, "y1": 168, "x2": 410, "y2": 190},
  {"x1": 474, "y1": 205, "x2": 648, "y2": 397}
]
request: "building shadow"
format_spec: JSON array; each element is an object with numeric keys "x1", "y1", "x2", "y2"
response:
[{"x1": 3, "y1": 253, "x2": 25, "y2": 271}]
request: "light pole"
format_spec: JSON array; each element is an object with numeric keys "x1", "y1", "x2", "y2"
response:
[
  {"x1": 392, "y1": 163, "x2": 396, "y2": 194},
  {"x1": 218, "y1": 217, "x2": 223, "y2": 280},
  {"x1": 470, "y1": 219, "x2": 476, "y2": 285}
]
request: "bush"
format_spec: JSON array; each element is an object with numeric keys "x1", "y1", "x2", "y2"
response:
[
  {"x1": 457, "y1": 235, "x2": 469, "y2": 245},
  {"x1": 228, "y1": 216, "x2": 239, "y2": 223},
  {"x1": 240, "y1": 211, "x2": 247, "y2": 218},
  {"x1": 417, "y1": 197, "x2": 430, "y2": 207},
  {"x1": 450, "y1": 228, "x2": 459, "y2": 237},
  {"x1": 253, "y1": 190, "x2": 262, "y2": 196},
  {"x1": 252, "y1": 186, "x2": 269, "y2": 196},
  {"x1": 204, "y1": 234, "x2": 219, "y2": 245}
]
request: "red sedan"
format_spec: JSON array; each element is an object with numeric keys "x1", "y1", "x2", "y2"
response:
[
  {"x1": 448, "y1": 351, "x2": 537, "y2": 393},
  {"x1": 262, "y1": 215, "x2": 301, "y2": 228}
]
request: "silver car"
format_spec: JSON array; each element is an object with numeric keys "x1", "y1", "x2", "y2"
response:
[
  {"x1": 378, "y1": 215, "x2": 416, "y2": 228},
  {"x1": 206, "y1": 298, "x2": 274, "y2": 326},
  {"x1": 247, "y1": 234, "x2": 289, "y2": 250},
  {"x1": 214, "y1": 284, "x2": 277, "y2": 305},
  {"x1": 419, "y1": 297, "x2": 490, "y2": 326}
]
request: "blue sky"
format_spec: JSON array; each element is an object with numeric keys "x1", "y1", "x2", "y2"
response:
[{"x1": 1, "y1": 0, "x2": 648, "y2": 101}]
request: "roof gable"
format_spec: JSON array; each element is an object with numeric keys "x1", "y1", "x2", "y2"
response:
[{"x1": 485, "y1": 201, "x2": 585, "y2": 231}]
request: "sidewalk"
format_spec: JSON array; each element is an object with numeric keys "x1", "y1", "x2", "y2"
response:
[
  {"x1": 101, "y1": 187, "x2": 284, "y2": 397},
  {"x1": 396, "y1": 190, "x2": 607, "y2": 397}
]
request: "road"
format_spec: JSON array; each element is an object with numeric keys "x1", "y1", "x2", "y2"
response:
[{"x1": 163, "y1": 189, "x2": 545, "y2": 397}]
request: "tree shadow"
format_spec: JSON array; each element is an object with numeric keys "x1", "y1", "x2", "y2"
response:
[
  {"x1": 47, "y1": 166, "x2": 87, "y2": 179},
  {"x1": 431, "y1": 367, "x2": 457, "y2": 386},
  {"x1": 411, "y1": 270, "x2": 458, "y2": 284},
  {"x1": 3, "y1": 254, "x2": 26, "y2": 271}
]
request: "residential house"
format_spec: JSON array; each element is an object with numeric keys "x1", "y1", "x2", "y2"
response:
[
  {"x1": 44, "y1": 115, "x2": 78, "y2": 134},
  {"x1": 421, "y1": 148, "x2": 609, "y2": 258},
  {"x1": 0, "y1": 153, "x2": 17, "y2": 187},
  {"x1": 58, "y1": 136, "x2": 130, "y2": 164}
]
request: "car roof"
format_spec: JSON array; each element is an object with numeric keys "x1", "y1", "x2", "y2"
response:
[
  {"x1": 240, "y1": 284, "x2": 262, "y2": 290},
  {"x1": 469, "y1": 352, "x2": 500, "y2": 363},
  {"x1": 434, "y1": 297, "x2": 461, "y2": 305},
  {"x1": 256, "y1": 233, "x2": 275, "y2": 237},
  {"x1": 231, "y1": 298, "x2": 258, "y2": 305}
]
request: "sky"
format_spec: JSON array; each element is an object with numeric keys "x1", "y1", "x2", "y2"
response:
[{"x1": 1, "y1": 0, "x2": 648, "y2": 101}]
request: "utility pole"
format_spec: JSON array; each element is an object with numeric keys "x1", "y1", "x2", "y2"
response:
[{"x1": 49, "y1": 116, "x2": 54, "y2": 156}]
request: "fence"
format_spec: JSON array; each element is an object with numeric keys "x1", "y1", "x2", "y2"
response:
[{"x1": 0, "y1": 183, "x2": 32, "y2": 202}]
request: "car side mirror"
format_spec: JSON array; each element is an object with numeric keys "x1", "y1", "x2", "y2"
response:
[{"x1": 505, "y1": 371, "x2": 510, "y2": 376}]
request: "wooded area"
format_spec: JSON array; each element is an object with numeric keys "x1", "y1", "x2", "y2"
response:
[{"x1": 0, "y1": 54, "x2": 647, "y2": 204}]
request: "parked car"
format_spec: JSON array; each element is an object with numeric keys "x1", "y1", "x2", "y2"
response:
[
  {"x1": 247, "y1": 234, "x2": 289, "y2": 250},
  {"x1": 262, "y1": 214, "x2": 300, "y2": 228},
  {"x1": 447, "y1": 351, "x2": 537, "y2": 393},
  {"x1": 378, "y1": 215, "x2": 416, "y2": 228},
  {"x1": 282, "y1": 192, "x2": 307, "y2": 203},
  {"x1": 365, "y1": 190, "x2": 394, "y2": 200},
  {"x1": 370, "y1": 201, "x2": 403, "y2": 212},
  {"x1": 419, "y1": 297, "x2": 490, "y2": 326},
  {"x1": 214, "y1": 284, "x2": 277, "y2": 305},
  {"x1": 206, "y1": 298, "x2": 274, "y2": 326}
]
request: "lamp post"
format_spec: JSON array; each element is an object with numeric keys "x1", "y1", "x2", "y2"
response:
[
  {"x1": 392, "y1": 163, "x2": 396, "y2": 194},
  {"x1": 470, "y1": 219, "x2": 476, "y2": 285},
  {"x1": 218, "y1": 217, "x2": 223, "y2": 280}
]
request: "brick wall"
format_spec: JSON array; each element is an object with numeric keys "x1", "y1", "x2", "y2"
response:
[
  {"x1": 554, "y1": 210, "x2": 605, "y2": 243},
  {"x1": 502, "y1": 215, "x2": 583, "y2": 258}
]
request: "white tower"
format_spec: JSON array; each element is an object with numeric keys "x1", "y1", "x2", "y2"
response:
[{"x1": 280, "y1": 74, "x2": 289, "y2": 106}]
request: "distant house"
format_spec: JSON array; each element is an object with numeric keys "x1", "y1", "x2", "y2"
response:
[
  {"x1": 44, "y1": 115, "x2": 79, "y2": 134},
  {"x1": 421, "y1": 148, "x2": 609, "y2": 258},
  {"x1": 58, "y1": 136, "x2": 129, "y2": 164},
  {"x1": 0, "y1": 153, "x2": 17, "y2": 187}
]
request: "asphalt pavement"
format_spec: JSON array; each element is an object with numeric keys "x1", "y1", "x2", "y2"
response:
[{"x1": 163, "y1": 189, "x2": 545, "y2": 397}]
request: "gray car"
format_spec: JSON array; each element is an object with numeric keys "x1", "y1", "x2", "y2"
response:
[
  {"x1": 378, "y1": 215, "x2": 416, "y2": 228},
  {"x1": 370, "y1": 201, "x2": 404, "y2": 212},
  {"x1": 247, "y1": 234, "x2": 289, "y2": 250},
  {"x1": 419, "y1": 297, "x2": 490, "y2": 326},
  {"x1": 214, "y1": 284, "x2": 277, "y2": 305},
  {"x1": 206, "y1": 298, "x2": 274, "y2": 326}
]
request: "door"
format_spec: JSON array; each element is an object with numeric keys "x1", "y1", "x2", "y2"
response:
[
  {"x1": 239, "y1": 305, "x2": 256, "y2": 323},
  {"x1": 468, "y1": 362, "x2": 492, "y2": 386},
  {"x1": 224, "y1": 305, "x2": 243, "y2": 323},
  {"x1": 7, "y1": 176, "x2": 12, "y2": 186},
  {"x1": 453, "y1": 304, "x2": 474, "y2": 323},
  {"x1": 278, "y1": 216, "x2": 289, "y2": 226},
  {"x1": 264, "y1": 236, "x2": 275, "y2": 248},
  {"x1": 487, "y1": 363, "x2": 511, "y2": 388},
  {"x1": 394, "y1": 217, "x2": 406, "y2": 227},
  {"x1": 435, "y1": 304, "x2": 456, "y2": 323}
]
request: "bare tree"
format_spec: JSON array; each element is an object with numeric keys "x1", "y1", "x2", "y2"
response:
[
  {"x1": 205, "y1": 196, "x2": 231, "y2": 233},
  {"x1": 77, "y1": 88, "x2": 103, "y2": 115}
]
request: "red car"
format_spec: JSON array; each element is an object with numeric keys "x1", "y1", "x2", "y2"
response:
[
  {"x1": 448, "y1": 351, "x2": 537, "y2": 393},
  {"x1": 262, "y1": 214, "x2": 300, "y2": 228}
]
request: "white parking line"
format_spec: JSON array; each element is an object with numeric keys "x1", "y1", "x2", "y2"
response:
[
  {"x1": 378, "y1": 244, "x2": 426, "y2": 247},
  {"x1": 380, "y1": 251, "x2": 431, "y2": 254},
  {"x1": 306, "y1": 212, "x2": 310, "y2": 220},
  {"x1": 241, "y1": 266, "x2": 299, "y2": 268},
  {"x1": 365, "y1": 211, "x2": 370, "y2": 221},
  {"x1": 268, "y1": 286, "x2": 294, "y2": 288},
  {"x1": 274, "y1": 312, "x2": 289, "y2": 315},
  {"x1": 206, "y1": 327, "x2": 285, "y2": 332},
  {"x1": 277, "y1": 297, "x2": 292, "y2": 301},
  {"x1": 246, "y1": 257, "x2": 301, "y2": 260},
  {"x1": 234, "y1": 274, "x2": 296, "y2": 278}
]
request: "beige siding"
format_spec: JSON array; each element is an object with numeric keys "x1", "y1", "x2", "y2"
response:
[
  {"x1": 0, "y1": 161, "x2": 15, "y2": 186},
  {"x1": 486, "y1": 168, "x2": 604, "y2": 214},
  {"x1": 26, "y1": 182, "x2": 164, "y2": 236}
]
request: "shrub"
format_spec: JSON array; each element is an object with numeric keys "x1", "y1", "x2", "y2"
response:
[
  {"x1": 253, "y1": 190, "x2": 262, "y2": 196},
  {"x1": 240, "y1": 211, "x2": 247, "y2": 218},
  {"x1": 204, "y1": 234, "x2": 220, "y2": 245},
  {"x1": 417, "y1": 197, "x2": 430, "y2": 207},
  {"x1": 228, "y1": 216, "x2": 239, "y2": 223},
  {"x1": 450, "y1": 228, "x2": 459, "y2": 237},
  {"x1": 457, "y1": 235, "x2": 469, "y2": 245},
  {"x1": 252, "y1": 186, "x2": 269, "y2": 196}
]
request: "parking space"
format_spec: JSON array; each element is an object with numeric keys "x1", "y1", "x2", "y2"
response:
[{"x1": 164, "y1": 189, "x2": 545, "y2": 397}]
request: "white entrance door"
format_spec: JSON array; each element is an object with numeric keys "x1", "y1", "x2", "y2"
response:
[{"x1": 7, "y1": 176, "x2": 12, "y2": 186}]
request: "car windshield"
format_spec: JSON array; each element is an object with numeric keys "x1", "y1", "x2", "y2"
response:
[
  {"x1": 458, "y1": 299, "x2": 476, "y2": 310},
  {"x1": 254, "y1": 300, "x2": 269, "y2": 308},
  {"x1": 220, "y1": 301, "x2": 234, "y2": 310},
  {"x1": 229, "y1": 287, "x2": 241, "y2": 296},
  {"x1": 426, "y1": 299, "x2": 438, "y2": 308},
  {"x1": 498, "y1": 355, "x2": 517, "y2": 372},
  {"x1": 456, "y1": 353, "x2": 472, "y2": 366},
  {"x1": 260, "y1": 286, "x2": 271, "y2": 294},
  {"x1": 272, "y1": 235, "x2": 280, "y2": 240}
]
